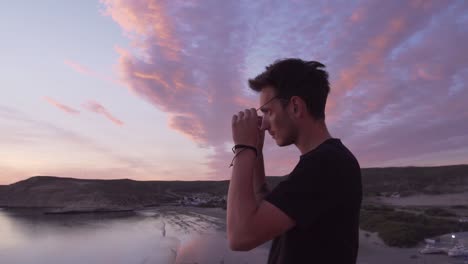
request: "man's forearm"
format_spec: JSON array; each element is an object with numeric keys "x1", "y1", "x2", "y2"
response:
[
  {"x1": 253, "y1": 152, "x2": 270, "y2": 204},
  {"x1": 227, "y1": 149, "x2": 258, "y2": 243}
]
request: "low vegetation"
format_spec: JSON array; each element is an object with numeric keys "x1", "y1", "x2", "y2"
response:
[{"x1": 360, "y1": 205, "x2": 468, "y2": 247}]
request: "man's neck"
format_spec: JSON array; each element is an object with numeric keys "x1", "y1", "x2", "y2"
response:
[{"x1": 295, "y1": 120, "x2": 332, "y2": 155}]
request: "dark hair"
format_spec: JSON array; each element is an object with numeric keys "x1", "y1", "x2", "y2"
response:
[{"x1": 248, "y1": 58, "x2": 330, "y2": 120}]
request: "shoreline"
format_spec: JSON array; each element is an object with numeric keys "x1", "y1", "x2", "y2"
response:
[{"x1": 0, "y1": 204, "x2": 225, "y2": 215}]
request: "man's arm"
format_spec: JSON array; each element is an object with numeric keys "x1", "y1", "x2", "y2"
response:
[
  {"x1": 227, "y1": 148, "x2": 295, "y2": 251},
  {"x1": 228, "y1": 109, "x2": 294, "y2": 251},
  {"x1": 253, "y1": 152, "x2": 270, "y2": 204},
  {"x1": 227, "y1": 148, "x2": 258, "y2": 250}
]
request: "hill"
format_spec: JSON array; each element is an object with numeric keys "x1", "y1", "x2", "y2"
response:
[
  {"x1": 362, "y1": 164, "x2": 468, "y2": 196},
  {"x1": 0, "y1": 175, "x2": 285, "y2": 211},
  {"x1": 0, "y1": 164, "x2": 466, "y2": 211}
]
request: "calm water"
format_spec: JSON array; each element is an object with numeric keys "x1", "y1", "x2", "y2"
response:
[{"x1": 0, "y1": 207, "x2": 270, "y2": 264}]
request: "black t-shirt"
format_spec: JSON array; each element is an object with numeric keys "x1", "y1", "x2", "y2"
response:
[{"x1": 264, "y1": 138, "x2": 362, "y2": 264}]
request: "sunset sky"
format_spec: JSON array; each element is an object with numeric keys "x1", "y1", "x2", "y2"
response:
[{"x1": 1, "y1": 0, "x2": 467, "y2": 185}]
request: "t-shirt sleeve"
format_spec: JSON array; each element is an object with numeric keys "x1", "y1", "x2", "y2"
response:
[{"x1": 264, "y1": 159, "x2": 339, "y2": 228}]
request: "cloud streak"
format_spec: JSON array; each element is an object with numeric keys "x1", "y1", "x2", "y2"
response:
[
  {"x1": 83, "y1": 100, "x2": 124, "y2": 126},
  {"x1": 64, "y1": 59, "x2": 122, "y2": 85},
  {"x1": 64, "y1": 60, "x2": 96, "y2": 76},
  {"x1": 44, "y1": 97, "x2": 80, "y2": 115}
]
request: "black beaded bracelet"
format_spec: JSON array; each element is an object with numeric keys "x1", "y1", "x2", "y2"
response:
[{"x1": 232, "y1": 144, "x2": 258, "y2": 157}]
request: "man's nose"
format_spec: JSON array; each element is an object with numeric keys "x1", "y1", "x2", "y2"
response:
[{"x1": 258, "y1": 116, "x2": 268, "y2": 131}]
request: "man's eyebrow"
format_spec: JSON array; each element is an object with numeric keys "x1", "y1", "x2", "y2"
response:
[{"x1": 259, "y1": 107, "x2": 268, "y2": 113}]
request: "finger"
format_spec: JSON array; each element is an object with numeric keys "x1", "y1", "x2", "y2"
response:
[
  {"x1": 236, "y1": 112, "x2": 242, "y2": 121},
  {"x1": 250, "y1": 108, "x2": 257, "y2": 117},
  {"x1": 244, "y1": 109, "x2": 250, "y2": 118},
  {"x1": 232, "y1": 114, "x2": 238, "y2": 124}
]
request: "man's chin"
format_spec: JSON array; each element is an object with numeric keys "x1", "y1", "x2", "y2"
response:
[
  {"x1": 276, "y1": 137, "x2": 295, "y2": 147},
  {"x1": 275, "y1": 138, "x2": 286, "y2": 147}
]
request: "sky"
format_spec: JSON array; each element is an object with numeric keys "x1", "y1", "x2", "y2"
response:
[{"x1": 1, "y1": 0, "x2": 467, "y2": 185}]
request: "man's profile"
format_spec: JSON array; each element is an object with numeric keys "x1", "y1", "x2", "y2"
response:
[{"x1": 227, "y1": 58, "x2": 362, "y2": 264}]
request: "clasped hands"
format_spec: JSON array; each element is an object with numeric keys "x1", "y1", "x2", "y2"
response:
[{"x1": 232, "y1": 108, "x2": 265, "y2": 153}]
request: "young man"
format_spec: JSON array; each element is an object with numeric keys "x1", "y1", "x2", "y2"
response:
[{"x1": 227, "y1": 58, "x2": 362, "y2": 263}]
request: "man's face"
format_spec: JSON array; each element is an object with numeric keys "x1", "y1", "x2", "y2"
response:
[{"x1": 258, "y1": 86, "x2": 296, "y2": 146}]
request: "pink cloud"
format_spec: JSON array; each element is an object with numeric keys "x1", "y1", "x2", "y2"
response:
[
  {"x1": 349, "y1": 7, "x2": 366, "y2": 23},
  {"x1": 168, "y1": 113, "x2": 208, "y2": 147},
  {"x1": 101, "y1": 0, "x2": 181, "y2": 61},
  {"x1": 101, "y1": 0, "x2": 260, "y2": 179},
  {"x1": 83, "y1": 100, "x2": 124, "y2": 126},
  {"x1": 43, "y1": 96, "x2": 80, "y2": 114},
  {"x1": 100, "y1": 0, "x2": 468, "y2": 179},
  {"x1": 64, "y1": 60, "x2": 95, "y2": 75}
]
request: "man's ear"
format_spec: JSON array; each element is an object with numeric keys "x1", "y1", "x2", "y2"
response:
[{"x1": 290, "y1": 96, "x2": 301, "y2": 115}]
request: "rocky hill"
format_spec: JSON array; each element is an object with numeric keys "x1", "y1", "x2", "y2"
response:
[
  {"x1": 362, "y1": 164, "x2": 468, "y2": 196},
  {"x1": 0, "y1": 177, "x2": 209, "y2": 210},
  {"x1": 0, "y1": 164, "x2": 466, "y2": 212}
]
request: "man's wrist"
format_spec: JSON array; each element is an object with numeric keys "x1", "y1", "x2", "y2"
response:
[
  {"x1": 235, "y1": 147, "x2": 257, "y2": 156},
  {"x1": 256, "y1": 150, "x2": 263, "y2": 160}
]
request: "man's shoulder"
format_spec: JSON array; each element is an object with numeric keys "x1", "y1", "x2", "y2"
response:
[
  {"x1": 297, "y1": 138, "x2": 361, "y2": 180},
  {"x1": 301, "y1": 139, "x2": 357, "y2": 163}
]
